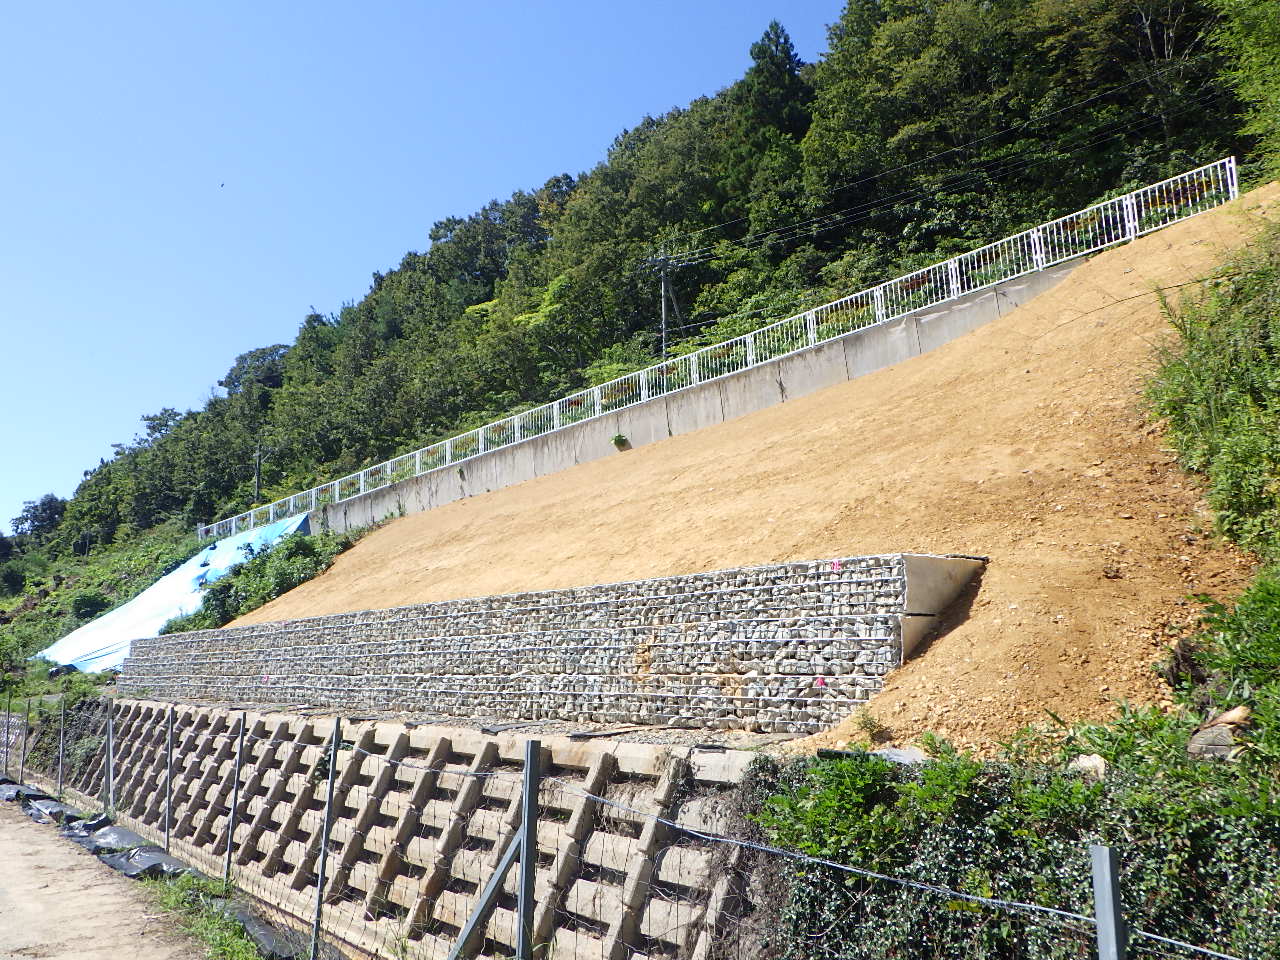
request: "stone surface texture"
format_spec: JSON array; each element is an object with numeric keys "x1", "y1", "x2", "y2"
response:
[{"x1": 119, "y1": 554, "x2": 979, "y2": 733}]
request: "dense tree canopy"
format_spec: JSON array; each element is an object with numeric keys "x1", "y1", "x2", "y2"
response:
[{"x1": 9, "y1": 1, "x2": 1266, "y2": 563}]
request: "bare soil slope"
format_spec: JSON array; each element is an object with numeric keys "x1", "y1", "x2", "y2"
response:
[{"x1": 237, "y1": 186, "x2": 1278, "y2": 750}]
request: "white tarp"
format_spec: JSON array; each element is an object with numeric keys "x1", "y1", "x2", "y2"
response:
[{"x1": 38, "y1": 514, "x2": 310, "y2": 672}]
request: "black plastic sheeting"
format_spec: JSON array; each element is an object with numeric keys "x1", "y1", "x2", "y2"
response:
[
  {"x1": 98, "y1": 845, "x2": 192, "y2": 880},
  {"x1": 62, "y1": 812, "x2": 112, "y2": 838},
  {"x1": 209, "y1": 900, "x2": 343, "y2": 960},
  {"x1": 3, "y1": 781, "x2": 331, "y2": 958},
  {"x1": 0, "y1": 783, "x2": 51, "y2": 803},
  {"x1": 69, "y1": 824, "x2": 153, "y2": 854},
  {"x1": 24, "y1": 798, "x2": 84, "y2": 825}
]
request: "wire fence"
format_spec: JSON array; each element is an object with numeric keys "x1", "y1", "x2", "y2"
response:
[
  {"x1": 195, "y1": 156, "x2": 1240, "y2": 541},
  {"x1": 2, "y1": 694, "x2": 1264, "y2": 960}
]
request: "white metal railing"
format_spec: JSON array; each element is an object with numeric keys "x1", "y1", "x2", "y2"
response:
[{"x1": 197, "y1": 157, "x2": 1239, "y2": 540}]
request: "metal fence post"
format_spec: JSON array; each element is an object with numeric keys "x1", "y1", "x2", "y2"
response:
[
  {"x1": 310, "y1": 718, "x2": 341, "y2": 960},
  {"x1": 3, "y1": 689, "x2": 11, "y2": 777},
  {"x1": 105, "y1": 699, "x2": 115, "y2": 813},
  {"x1": 57, "y1": 697, "x2": 66, "y2": 799},
  {"x1": 165, "y1": 706, "x2": 174, "y2": 853},
  {"x1": 1091, "y1": 844, "x2": 1128, "y2": 960},
  {"x1": 18, "y1": 697, "x2": 30, "y2": 784},
  {"x1": 225, "y1": 712, "x2": 247, "y2": 883},
  {"x1": 517, "y1": 740, "x2": 541, "y2": 960}
]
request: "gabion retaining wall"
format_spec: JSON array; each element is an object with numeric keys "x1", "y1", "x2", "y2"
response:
[{"x1": 119, "y1": 555, "x2": 981, "y2": 733}]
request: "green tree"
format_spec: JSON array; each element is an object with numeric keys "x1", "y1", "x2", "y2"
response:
[
  {"x1": 1210, "y1": 0, "x2": 1280, "y2": 177},
  {"x1": 11, "y1": 494, "x2": 67, "y2": 541}
]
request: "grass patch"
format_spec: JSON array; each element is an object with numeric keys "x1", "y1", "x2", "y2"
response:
[{"x1": 142, "y1": 873, "x2": 267, "y2": 960}]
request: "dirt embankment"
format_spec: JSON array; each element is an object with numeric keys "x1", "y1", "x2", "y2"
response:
[{"x1": 236, "y1": 185, "x2": 1279, "y2": 751}]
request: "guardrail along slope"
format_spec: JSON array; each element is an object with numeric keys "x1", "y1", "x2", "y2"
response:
[
  {"x1": 233, "y1": 181, "x2": 1280, "y2": 751},
  {"x1": 200, "y1": 159, "x2": 1238, "y2": 541}
]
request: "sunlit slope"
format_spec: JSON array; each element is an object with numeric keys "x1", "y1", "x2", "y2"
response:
[{"x1": 235, "y1": 185, "x2": 1278, "y2": 747}]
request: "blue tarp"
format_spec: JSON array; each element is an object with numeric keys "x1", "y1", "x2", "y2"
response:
[{"x1": 38, "y1": 514, "x2": 310, "y2": 672}]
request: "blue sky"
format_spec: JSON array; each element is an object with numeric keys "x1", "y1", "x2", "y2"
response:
[{"x1": 0, "y1": 1, "x2": 836, "y2": 536}]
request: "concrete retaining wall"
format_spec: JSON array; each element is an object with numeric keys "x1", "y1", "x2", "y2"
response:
[
  {"x1": 23, "y1": 699, "x2": 757, "y2": 960},
  {"x1": 118, "y1": 554, "x2": 983, "y2": 733},
  {"x1": 318, "y1": 263, "x2": 1079, "y2": 533}
]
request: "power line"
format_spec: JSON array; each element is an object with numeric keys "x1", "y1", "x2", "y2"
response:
[
  {"x1": 670, "y1": 85, "x2": 1230, "y2": 268},
  {"x1": 672, "y1": 83, "x2": 1227, "y2": 264},
  {"x1": 668, "y1": 56, "x2": 1220, "y2": 249}
]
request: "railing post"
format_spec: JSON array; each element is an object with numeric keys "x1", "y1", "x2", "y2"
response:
[
  {"x1": 18, "y1": 697, "x2": 29, "y2": 784},
  {"x1": 805, "y1": 311, "x2": 818, "y2": 345},
  {"x1": 310, "y1": 488, "x2": 318, "y2": 512},
  {"x1": 1091, "y1": 844, "x2": 1128, "y2": 960},
  {"x1": 592, "y1": 386, "x2": 603, "y2": 416},
  {"x1": 552, "y1": 402, "x2": 561, "y2": 431},
  {"x1": 1030, "y1": 228, "x2": 1047, "y2": 271},
  {"x1": 310, "y1": 718, "x2": 341, "y2": 960},
  {"x1": 947, "y1": 260, "x2": 962, "y2": 299},
  {"x1": 224, "y1": 712, "x2": 247, "y2": 882},
  {"x1": 745, "y1": 332, "x2": 756, "y2": 366},
  {"x1": 688, "y1": 353, "x2": 701, "y2": 385},
  {"x1": 1122, "y1": 194, "x2": 1139, "y2": 240},
  {"x1": 57, "y1": 697, "x2": 65, "y2": 799},
  {"x1": 445, "y1": 437, "x2": 454, "y2": 463},
  {"x1": 517, "y1": 739, "x2": 541, "y2": 960},
  {"x1": 873, "y1": 289, "x2": 886, "y2": 323},
  {"x1": 639, "y1": 369, "x2": 650, "y2": 402},
  {"x1": 514, "y1": 415, "x2": 523, "y2": 443},
  {"x1": 165, "y1": 706, "x2": 174, "y2": 853},
  {"x1": 1227, "y1": 155, "x2": 1239, "y2": 199},
  {"x1": 415, "y1": 450, "x2": 423, "y2": 475},
  {"x1": 479, "y1": 428, "x2": 487, "y2": 454}
]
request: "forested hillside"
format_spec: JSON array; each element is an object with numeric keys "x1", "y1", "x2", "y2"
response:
[{"x1": 2, "y1": 0, "x2": 1276, "y2": 663}]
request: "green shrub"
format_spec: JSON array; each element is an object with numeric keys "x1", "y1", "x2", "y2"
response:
[
  {"x1": 0, "y1": 561, "x2": 24, "y2": 597},
  {"x1": 160, "y1": 529, "x2": 360, "y2": 634},
  {"x1": 69, "y1": 591, "x2": 111, "y2": 620},
  {"x1": 748, "y1": 745, "x2": 1280, "y2": 960},
  {"x1": 1150, "y1": 225, "x2": 1280, "y2": 559}
]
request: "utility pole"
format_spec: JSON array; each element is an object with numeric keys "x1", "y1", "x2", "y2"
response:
[{"x1": 645, "y1": 246, "x2": 686, "y2": 360}]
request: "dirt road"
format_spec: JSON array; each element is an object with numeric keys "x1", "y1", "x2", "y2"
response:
[{"x1": 0, "y1": 802, "x2": 197, "y2": 960}]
